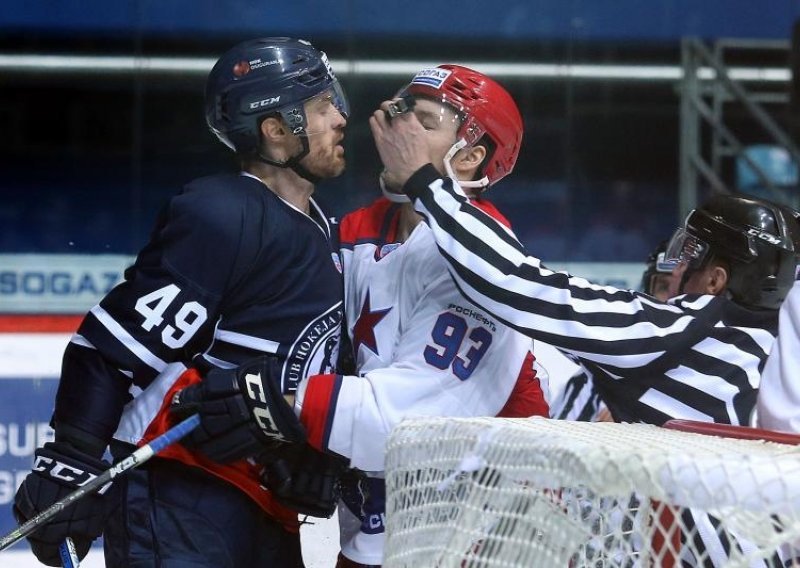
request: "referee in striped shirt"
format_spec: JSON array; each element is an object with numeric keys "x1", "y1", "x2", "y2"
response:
[
  {"x1": 370, "y1": 100, "x2": 800, "y2": 428},
  {"x1": 370, "y1": 98, "x2": 800, "y2": 567}
]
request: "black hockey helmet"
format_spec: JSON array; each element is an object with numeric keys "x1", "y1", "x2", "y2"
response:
[
  {"x1": 666, "y1": 194, "x2": 800, "y2": 309},
  {"x1": 205, "y1": 37, "x2": 348, "y2": 155}
]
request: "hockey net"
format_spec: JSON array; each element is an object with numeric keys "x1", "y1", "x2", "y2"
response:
[{"x1": 383, "y1": 417, "x2": 800, "y2": 567}]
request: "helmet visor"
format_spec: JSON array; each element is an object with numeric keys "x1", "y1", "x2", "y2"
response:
[
  {"x1": 655, "y1": 251, "x2": 678, "y2": 273},
  {"x1": 665, "y1": 227, "x2": 710, "y2": 269},
  {"x1": 395, "y1": 86, "x2": 464, "y2": 133},
  {"x1": 291, "y1": 80, "x2": 349, "y2": 137}
]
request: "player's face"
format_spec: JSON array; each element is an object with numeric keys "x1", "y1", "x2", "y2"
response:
[
  {"x1": 668, "y1": 262, "x2": 717, "y2": 298},
  {"x1": 648, "y1": 273, "x2": 676, "y2": 301},
  {"x1": 299, "y1": 89, "x2": 348, "y2": 179},
  {"x1": 410, "y1": 98, "x2": 462, "y2": 175}
]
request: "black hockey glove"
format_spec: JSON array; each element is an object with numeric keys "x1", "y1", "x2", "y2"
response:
[
  {"x1": 171, "y1": 356, "x2": 306, "y2": 463},
  {"x1": 260, "y1": 444, "x2": 348, "y2": 518},
  {"x1": 13, "y1": 442, "x2": 118, "y2": 567}
]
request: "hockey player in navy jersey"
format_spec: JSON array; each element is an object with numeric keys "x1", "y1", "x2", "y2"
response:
[{"x1": 14, "y1": 37, "x2": 348, "y2": 567}]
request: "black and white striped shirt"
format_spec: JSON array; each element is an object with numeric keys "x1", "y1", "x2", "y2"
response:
[{"x1": 405, "y1": 165, "x2": 779, "y2": 427}]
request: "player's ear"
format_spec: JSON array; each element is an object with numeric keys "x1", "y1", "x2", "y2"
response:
[
  {"x1": 260, "y1": 116, "x2": 288, "y2": 143},
  {"x1": 453, "y1": 144, "x2": 487, "y2": 179},
  {"x1": 706, "y1": 264, "x2": 729, "y2": 296}
]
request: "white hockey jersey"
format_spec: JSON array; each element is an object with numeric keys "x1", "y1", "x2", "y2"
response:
[
  {"x1": 758, "y1": 279, "x2": 800, "y2": 432},
  {"x1": 295, "y1": 197, "x2": 548, "y2": 565}
]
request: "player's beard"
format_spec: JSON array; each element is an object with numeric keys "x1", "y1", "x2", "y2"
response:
[{"x1": 300, "y1": 134, "x2": 346, "y2": 180}]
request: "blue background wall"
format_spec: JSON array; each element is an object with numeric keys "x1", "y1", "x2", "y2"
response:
[{"x1": 1, "y1": 0, "x2": 798, "y2": 41}]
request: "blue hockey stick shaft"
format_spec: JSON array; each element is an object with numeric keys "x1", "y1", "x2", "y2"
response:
[
  {"x1": 0, "y1": 414, "x2": 201, "y2": 553},
  {"x1": 59, "y1": 537, "x2": 80, "y2": 568}
]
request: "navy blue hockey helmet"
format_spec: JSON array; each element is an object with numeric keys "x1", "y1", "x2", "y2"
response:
[
  {"x1": 205, "y1": 37, "x2": 348, "y2": 154},
  {"x1": 666, "y1": 194, "x2": 800, "y2": 309}
]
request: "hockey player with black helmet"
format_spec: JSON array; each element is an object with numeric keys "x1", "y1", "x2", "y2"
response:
[{"x1": 14, "y1": 37, "x2": 348, "y2": 567}]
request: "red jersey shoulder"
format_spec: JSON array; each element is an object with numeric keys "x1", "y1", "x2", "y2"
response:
[
  {"x1": 340, "y1": 198, "x2": 401, "y2": 248},
  {"x1": 471, "y1": 198, "x2": 511, "y2": 229}
]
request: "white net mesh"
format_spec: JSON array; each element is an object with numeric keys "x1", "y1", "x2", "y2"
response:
[{"x1": 383, "y1": 417, "x2": 800, "y2": 567}]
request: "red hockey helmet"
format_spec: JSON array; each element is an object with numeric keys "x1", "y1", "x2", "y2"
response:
[{"x1": 402, "y1": 64, "x2": 523, "y2": 188}]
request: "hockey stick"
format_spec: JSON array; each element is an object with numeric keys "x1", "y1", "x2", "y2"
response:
[
  {"x1": 0, "y1": 414, "x2": 201, "y2": 553},
  {"x1": 59, "y1": 537, "x2": 80, "y2": 568}
]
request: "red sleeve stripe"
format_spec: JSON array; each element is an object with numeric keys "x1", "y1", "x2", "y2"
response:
[{"x1": 299, "y1": 373, "x2": 343, "y2": 451}]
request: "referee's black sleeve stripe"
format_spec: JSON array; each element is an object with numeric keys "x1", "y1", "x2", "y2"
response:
[
  {"x1": 428, "y1": 201, "x2": 638, "y2": 305},
  {"x1": 443, "y1": 246, "x2": 687, "y2": 332},
  {"x1": 404, "y1": 164, "x2": 443, "y2": 201},
  {"x1": 689, "y1": 350, "x2": 757, "y2": 393},
  {"x1": 447, "y1": 274, "x2": 688, "y2": 360},
  {"x1": 421, "y1": 185, "x2": 671, "y2": 308},
  {"x1": 405, "y1": 165, "x2": 522, "y2": 252},
  {"x1": 713, "y1": 323, "x2": 772, "y2": 362}
]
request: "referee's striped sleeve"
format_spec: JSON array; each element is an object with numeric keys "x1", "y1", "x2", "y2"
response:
[{"x1": 404, "y1": 165, "x2": 697, "y2": 369}]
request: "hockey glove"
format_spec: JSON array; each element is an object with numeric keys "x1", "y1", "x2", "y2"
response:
[
  {"x1": 13, "y1": 442, "x2": 118, "y2": 567},
  {"x1": 171, "y1": 356, "x2": 307, "y2": 463},
  {"x1": 260, "y1": 444, "x2": 348, "y2": 518}
]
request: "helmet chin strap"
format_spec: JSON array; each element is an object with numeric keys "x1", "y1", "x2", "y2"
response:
[
  {"x1": 378, "y1": 138, "x2": 491, "y2": 202},
  {"x1": 444, "y1": 139, "x2": 489, "y2": 191},
  {"x1": 255, "y1": 137, "x2": 321, "y2": 184}
]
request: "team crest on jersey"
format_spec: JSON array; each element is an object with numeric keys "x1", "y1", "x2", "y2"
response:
[
  {"x1": 378, "y1": 243, "x2": 401, "y2": 259},
  {"x1": 284, "y1": 303, "x2": 343, "y2": 390},
  {"x1": 331, "y1": 252, "x2": 342, "y2": 273}
]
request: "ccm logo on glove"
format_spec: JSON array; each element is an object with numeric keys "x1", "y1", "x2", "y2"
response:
[
  {"x1": 33, "y1": 455, "x2": 112, "y2": 494},
  {"x1": 244, "y1": 370, "x2": 286, "y2": 440},
  {"x1": 171, "y1": 356, "x2": 307, "y2": 463}
]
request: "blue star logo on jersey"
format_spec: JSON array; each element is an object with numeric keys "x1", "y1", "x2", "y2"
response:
[{"x1": 352, "y1": 291, "x2": 391, "y2": 356}]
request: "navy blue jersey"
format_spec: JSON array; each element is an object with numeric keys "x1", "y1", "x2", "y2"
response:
[{"x1": 54, "y1": 172, "x2": 343, "y2": 448}]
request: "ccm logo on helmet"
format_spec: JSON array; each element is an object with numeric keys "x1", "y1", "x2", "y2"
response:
[
  {"x1": 249, "y1": 96, "x2": 281, "y2": 110},
  {"x1": 746, "y1": 227, "x2": 783, "y2": 246}
]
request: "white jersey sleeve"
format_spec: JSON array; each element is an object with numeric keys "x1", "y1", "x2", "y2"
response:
[
  {"x1": 294, "y1": 199, "x2": 545, "y2": 566},
  {"x1": 297, "y1": 222, "x2": 532, "y2": 471},
  {"x1": 757, "y1": 280, "x2": 800, "y2": 432}
]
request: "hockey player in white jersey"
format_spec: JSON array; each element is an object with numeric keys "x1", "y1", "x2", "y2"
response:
[{"x1": 298, "y1": 65, "x2": 549, "y2": 567}]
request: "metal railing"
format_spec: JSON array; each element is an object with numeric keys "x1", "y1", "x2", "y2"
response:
[{"x1": 679, "y1": 37, "x2": 800, "y2": 216}]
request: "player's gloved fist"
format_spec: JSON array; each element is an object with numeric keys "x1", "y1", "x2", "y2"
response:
[
  {"x1": 171, "y1": 356, "x2": 306, "y2": 463},
  {"x1": 260, "y1": 444, "x2": 348, "y2": 518},
  {"x1": 13, "y1": 442, "x2": 118, "y2": 567}
]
